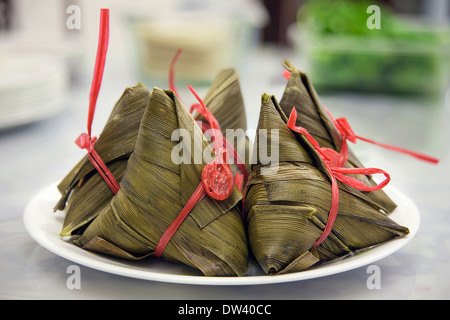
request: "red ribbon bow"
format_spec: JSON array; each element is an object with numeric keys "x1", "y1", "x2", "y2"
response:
[
  {"x1": 287, "y1": 108, "x2": 392, "y2": 247},
  {"x1": 283, "y1": 69, "x2": 439, "y2": 246},
  {"x1": 287, "y1": 106, "x2": 439, "y2": 247}
]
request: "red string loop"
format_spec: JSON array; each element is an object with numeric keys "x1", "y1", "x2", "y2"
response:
[
  {"x1": 75, "y1": 8, "x2": 120, "y2": 195},
  {"x1": 169, "y1": 49, "x2": 249, "y2": 187},
  {"x1": 288, "y1": 107, "x2": 391, "y2": 247},
  {"x1": 76, "y1": 133, "x2": 120, "y2": 195},
  {"x1": 287, "y1": 102, "x2": 439, "y2": 246},
  {"x1": 153, "y1": 86, "x2": 235, "y2": 258},
  {"x1": 283, "y1": 68, "x2": 439, "y2": 246}
]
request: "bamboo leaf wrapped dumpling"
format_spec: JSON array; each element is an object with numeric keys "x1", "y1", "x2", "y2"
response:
[
  {"x1": 279, "y1": 61, "x2": 397, "y2": 213},
  {"x1": 244, "y1": 93, "x2": 409, "y2": 275},
  {"x1": 74, "y1": 88, "x2": 248, "y2": 276},
  {"x1": 55, "y1": 68, "x2": 250, "y2": 237},
  {"x1": 55, "y1": 84, "x2": 151, "y2": 236}
]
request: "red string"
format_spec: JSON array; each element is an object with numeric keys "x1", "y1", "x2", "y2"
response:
[
  {"x1": 153, "y1": 183, "x2": 206, "y2": 257},
  {"x1": 169, "y1": 49, "x2": 249, "y2": 187},
  {"x1": 75, "y1": 134, "x2": 119, "y2": 194},
  {"x1": 191, "y1": 103, "x2": 221, "y2": 133},
  {"x1": 282, "y1": 68, "x2": 439, "y2": 246},
  {"x1": 234, "y1": 172, "x2": 244, "y2": 192},
  {"x1": 188, "y1": 85, "x2": 223, "y2": 153},
  {"x1": 283, "y1": 69, "x2": 439, "y2": 165},
  {"x1": 87, "y1": 9, "x2": 109, "y2": 138},
  {"x1": 286, "y1": 102, "x2": 439, "y2": 246},
  {"x1": 76, "y1": 8, "x2": 120, "y2": 195},
  {"x1": 153, "y1": 86, "x2": 235, "y2": 258},
  {"x1": 196, "y1": 120, "x2": 249, "y2": 189},
  {"x1": 288, "y1": 108, "x2": 392, "y2": 247},
  {"x1": 169, "y1": 48, "x2": 183, "y2": 100},
  {"x1": 322, "y1": 106, "x2": 439, "y2": 164}
]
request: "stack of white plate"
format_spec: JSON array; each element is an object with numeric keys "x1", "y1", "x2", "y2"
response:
[{"x1": 0, "y1": 53, "x2": 67, "y2": 130}]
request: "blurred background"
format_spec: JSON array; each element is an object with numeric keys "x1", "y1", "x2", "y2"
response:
[
  {"x1": 0, "y1": 0, "x2": 449, "y2": 130},
  {"x1": 1, "y1": 0, "x2": 450, "y2": 300}
]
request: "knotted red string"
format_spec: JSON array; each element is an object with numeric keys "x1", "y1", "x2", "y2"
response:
[
  {"x1": 75, "y1": 134, "x2": 119, "y2": 194},
  {"x1": 287, "y1": 108, "x2": 392, "y2": 247},
  {"x1": 283, "y1": 69, "x2": 439, "y2": 246},
  {"x1": 168, "y1": 48, "x2": 249, "y2": 190},
  {"x1": 75, "y1": 8, "x2": 120, "y2": 195},
  {"x1": 154, "y1": 85, "x2": 235, "y2": 257},
  {"x1": 283, "y1": 69, "x2": 439, "y2": 165},
  {"x1": 192, "y1": 103, "x2": 249, "y2": 191}
]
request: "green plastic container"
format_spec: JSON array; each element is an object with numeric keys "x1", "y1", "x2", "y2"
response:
[{"x1": 295, "y1": 0, "x2": 450, "y2": 96}]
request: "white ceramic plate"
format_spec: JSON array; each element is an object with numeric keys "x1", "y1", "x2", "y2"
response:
[
  {"x1": 23, "y1": 182, "x2": 419, "y2": 285},
  {"x1": 0, "y1": 53, "x2": 67, "y2": 130}
]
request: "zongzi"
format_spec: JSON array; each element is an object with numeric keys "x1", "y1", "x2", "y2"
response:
[
  {"x1": 73, "y1": 87, "x2": 248, "y2": 276},
  {"x1": 244, "y1": 93, "x2": 410, "y2": 275},
  {"x1": 279, "y1": 61, "x2": 397, "y2": 213},
  {"x1": 55, "y1": 83, "x2": 150, "y2": 237},
  {"x1": 55, "y1": 68, "x2": 250, "y2": 237}
]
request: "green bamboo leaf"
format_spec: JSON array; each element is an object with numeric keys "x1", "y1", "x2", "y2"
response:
[
  {"x1": 245, "y1": 93, "x2": 409, "y2": 275},
  {"x1": 56, "y1": 83, "x2": 151, "y2": 236},
  {"x1": 73, "y1": 88, "x2": 248, "y2": 277},
  {"x1": 196, "y1": 68, "x2": 251, "y2": 176},
  {"x1": 56, "y1": 69, "x2": 250, "y2": 237},
  {"x1": 280, "y1": 61, "x2": 397, "y2": 213}
]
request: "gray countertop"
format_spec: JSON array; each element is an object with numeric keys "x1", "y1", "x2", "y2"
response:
[{"x1": 1, "y1": 45, "x2": 449, "y2": 300}]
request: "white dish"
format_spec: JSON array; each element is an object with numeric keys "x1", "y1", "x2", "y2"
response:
[
  {"x1": 23, "y1": 182, "x2": 419, "y2": 285},
  {"x1": 0, "y1": 53, "x2": 67, "y2": 130}
]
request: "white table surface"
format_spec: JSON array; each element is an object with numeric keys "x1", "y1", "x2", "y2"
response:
[{"x1": 1, "y1": 45, "x2": 449, "y2": 300}]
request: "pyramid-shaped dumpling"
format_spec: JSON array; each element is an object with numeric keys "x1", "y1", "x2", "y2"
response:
[
  {"x1": 244, "y1": 93, "x2": 409, "y2": 275},
  {"x1": 55, "y1": 84, "x2": 151, "y2": 236},
  {"x1": 74, "y1": 88, "x2": 248, "y2": 276},
  {"x1": 56, "y1": 69, "x2": 250, "y2": 237},
  {"x1": 279, "y1": 61, "x2": 397, "y2": 213}
]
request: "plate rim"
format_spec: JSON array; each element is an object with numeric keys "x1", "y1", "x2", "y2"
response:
[{"x1": 23, "y1": 182, "x2": 420, "y2": 286}]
